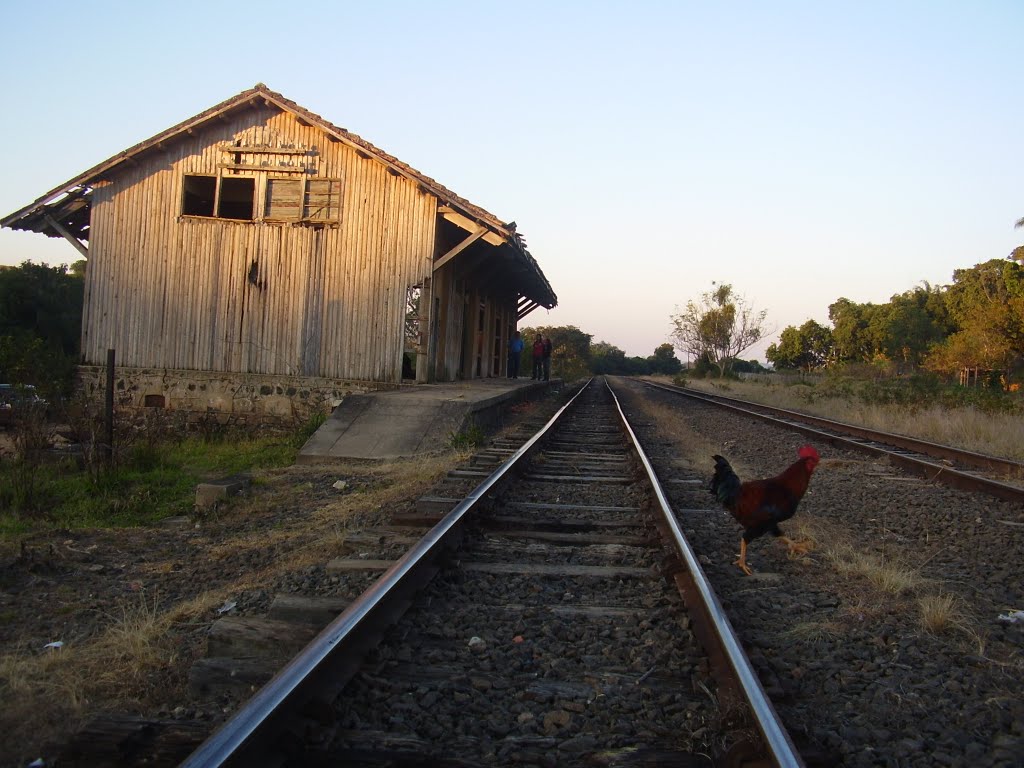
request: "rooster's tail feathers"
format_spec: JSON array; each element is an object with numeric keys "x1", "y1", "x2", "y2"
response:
[{"x1": 710, "y1": 455, "x2": 741, "y2": 506}]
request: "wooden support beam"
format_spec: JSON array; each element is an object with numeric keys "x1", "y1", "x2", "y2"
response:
[
  {"x1": 518, "y1": 300, "x2": 539, "y2": 320},
  {"x1": 217, "y1": 162, "x2": 311, "y2": 174},
  {"x1": 438, "y1": 207, "x2": 505, "y2": 246},
  {"x1": 433, "y1": 226, "x2": 488, "y2": 272},
  {"x1": 44, "y1": 215, "x2": 88, "y2": 258},
  {"x1": 216, "y1": 144, "x2": 312, "y2": 155}
]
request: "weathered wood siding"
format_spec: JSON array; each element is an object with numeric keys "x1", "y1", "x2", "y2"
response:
[
  {"x1": 428, "y1": 263, "x2": 517, "y2": 381},
  {"x1": 82, "y1": 105, "x2": 437, "y2": 383}
]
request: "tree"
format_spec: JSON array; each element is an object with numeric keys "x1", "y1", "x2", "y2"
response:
[
  {"x1": 925, "y1": 321, "x2": 1011, "y2": 378},
  {"x1": 670, "y1": 283, "x2": 768, "y2": 378},
  {"x1": 1012, "y1": 216, "x2": 1024, "y2": 263},
  {"x1": 0, "y1": 261, "x2": 84, "y2": 357},
  {"x1": 589, "y1": 341, "x2": 624, "y2": 374},
  {"x1": 647, "y1": 343, "x2": 682, "y2": 375},
  {"x1": 518, "y1": 325, "x2": 592, "y2": 381},
  {"x1": 767, "y1": 320, "x2": 833, "y2": 372},
  {"x1": 830, "y1": 298, "x2": 908, "y2": 364},
  {"x1": 925, "y1": 259, "x2": 1024, "y2": 380},
  {"x1": 731, "y1": 358, "x2": 768, "y2": 374},
  {"x1": 879, "y1": 286, "x2": 951, "y2": 366},
  {"x1": 0, "y1": 261, "x2": 84, "y2": 397},
  {"x1": 588, "y1": 342, "x2": 656, "y2": 375}
]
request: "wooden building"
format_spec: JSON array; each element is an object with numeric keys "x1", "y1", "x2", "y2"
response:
[{"x1": 2, "y1": 84, "x2": 556, "y2": 417}]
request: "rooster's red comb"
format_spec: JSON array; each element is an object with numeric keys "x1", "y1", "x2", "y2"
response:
[{"x1": 798, "y1": 445, "x2": 820, "y2": 461}]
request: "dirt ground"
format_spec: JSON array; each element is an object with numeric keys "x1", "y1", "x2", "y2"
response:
[{"x1": 0, "y1": 448, "x2": 464, "y2": 767}]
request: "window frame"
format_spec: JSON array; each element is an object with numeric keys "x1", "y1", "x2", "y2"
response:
[
  {"x1": 181, "y1": 172, "x2": 343, "y2": 225},
  {"x1": 181, "y1": 174, "x2": 218, "y2": 218}
]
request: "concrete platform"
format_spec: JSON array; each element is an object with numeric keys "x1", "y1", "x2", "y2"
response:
[{"x1": 297, "y1": 378, "x2": 558, "y2": 461}]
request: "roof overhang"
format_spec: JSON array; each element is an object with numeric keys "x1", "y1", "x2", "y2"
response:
[{"x1": 434, "y1": 206, "x2": 556, "y2": 310}]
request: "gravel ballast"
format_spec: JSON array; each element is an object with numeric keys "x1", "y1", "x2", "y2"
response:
[{"x1": 612, "y1": 377, "x2": 1024, "y2": 768}]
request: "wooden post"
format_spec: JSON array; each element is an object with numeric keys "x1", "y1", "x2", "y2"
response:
[
  {"x1": 104, "y1": 349, "x2": 115, "y2": 465},
  {"x1": 416, "y1": 277, "x2": 431, "y2": 384}
]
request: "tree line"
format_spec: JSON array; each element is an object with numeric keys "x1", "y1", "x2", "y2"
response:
[
  {"x1": 665, "y1": 217, "x2": 1024, "y2": 386},
  {"x1": 765, "y1": 257, "x2": 1024, "y2": 382},
  {"x1": 517, "y1": 325, "x2": 684, "y2": 379},
  {"x1": 0, "y1": 261, "x2": 85, "y2": 397}
]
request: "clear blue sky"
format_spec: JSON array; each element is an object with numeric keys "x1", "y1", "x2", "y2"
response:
[{"x1": 2, "y1": 1, "x2": 1021, "y2": 360}]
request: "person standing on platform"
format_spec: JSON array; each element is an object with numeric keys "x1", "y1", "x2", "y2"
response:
[
  {"x1": 542, "y1": 336, "x2": 553, "y2": 381},
  {"x1": 531, "y1": 334, "x2": 545, "y2": 380},
  {"x1": 508, "y1": 331, "x2": 524, "y2": 378}
]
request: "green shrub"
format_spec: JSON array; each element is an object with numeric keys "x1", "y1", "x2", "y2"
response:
[
  {"x1": 449, "y1": 422, "x2": 486, "y2": 450},
  {"x1": 293, "y1": 411, "x2": 327, "y2": 448}
]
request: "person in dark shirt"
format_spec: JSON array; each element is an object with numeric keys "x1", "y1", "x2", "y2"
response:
[
  {"x1": 531, "y1": 334, "x2": 544, "y2": 380},
  {"x1": 508, "y1": 331, "x2": 524, "y2": 378}
]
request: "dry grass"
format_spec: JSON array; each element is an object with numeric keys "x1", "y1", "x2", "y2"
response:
[
  {"x1": 672, "y1": 377, "x2": 1024, "y2": 462},
  {"x1": 0, "y1": 591, "x2": 220, "y2": 758},
  {"x1": 781, "y1": 619, "x2": 842, "y2": 643},
  {"x1": 625, "y1": 400, "x2": 719, "y2": 472},
  {"x1": 0, "y1": 449, "x2": 464, "y2": 764},
  {"x1": 792, "y1": 517, "x2": 988, "y2": 643},
  {"x1": 830, "y1": 549, "x2": 924, "y2": 594},
  {"x1": 794, "y1": 517, "x2": 924, "y2": 595},
  {"x1": 917, "y1": 592, "x2": 969, "y2": 635}
]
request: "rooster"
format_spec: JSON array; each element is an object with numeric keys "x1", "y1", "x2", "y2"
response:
[{"x1": 710, "y1": 445, "x2": 820, "y2": 575}]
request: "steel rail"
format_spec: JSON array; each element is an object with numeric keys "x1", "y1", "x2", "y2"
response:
[
  {"x1": 180, "y1": 379, "x2": 594, "y2": 768},
  {"x1": 606, "y1": 379, "x2": 805, "y2": 768},
  {"x1": 640, "y1": 378, "x2": 1024, "y2": 504},
  {"x1": 642, "y1": 379, "x2": 1024, "y2": 475}
]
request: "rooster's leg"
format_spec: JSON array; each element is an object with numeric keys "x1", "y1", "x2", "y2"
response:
[
  {"x1": 734, "y1": 539, "x2": 753, "y2": 575},
  {"x1": 779, "y1": 536, "x2": 812, "y2": 559}
]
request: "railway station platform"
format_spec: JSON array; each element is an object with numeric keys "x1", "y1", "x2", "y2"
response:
[{"x1": 297, "y1": 377, "x2": 559, "y2": 462}]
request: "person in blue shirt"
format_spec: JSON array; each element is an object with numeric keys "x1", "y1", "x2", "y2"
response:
[{"x1": 508, "y1": 331, "x2": 524, "y2": 378}]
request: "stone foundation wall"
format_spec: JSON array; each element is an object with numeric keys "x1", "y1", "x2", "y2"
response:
[{"x1": 76, "y1": 366, "x2": 393, "y2": 426}]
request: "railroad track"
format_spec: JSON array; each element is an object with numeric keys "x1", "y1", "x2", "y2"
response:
[
  {"x1": 181, "y1": 378, "x2": 803, "y2": 767},
  {"x1": 636, "y1": 378, "x2": 1024, "y2": 504}
]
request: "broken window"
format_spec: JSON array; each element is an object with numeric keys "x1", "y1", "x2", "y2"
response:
[
  {"x1": 181, "y1": 175, "x2": 216, "y2": 217},
  {"x1": 181, "y1": 174, "x2": 341, "y2": 223},
  {"x1": 218, "y1": 177, "x2": 255, "y2": 220}
]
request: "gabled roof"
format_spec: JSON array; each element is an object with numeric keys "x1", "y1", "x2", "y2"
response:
[{"x1": 1, "y1": 84, "x2": 556, "y2": 309}]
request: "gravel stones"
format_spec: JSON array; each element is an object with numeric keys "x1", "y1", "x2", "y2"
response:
[{"x1": 613, "y1": 378, "x2": 1024, "y2": 768}]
